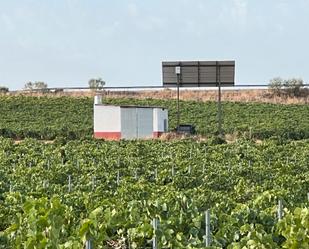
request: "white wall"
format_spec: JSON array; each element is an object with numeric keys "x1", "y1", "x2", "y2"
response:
[
  {"x1": 94, "y1": 105, "x2": 121, "y2": 132},
  {"x1": 94, "y1": 95, "x2": 102, "y2": 104}
]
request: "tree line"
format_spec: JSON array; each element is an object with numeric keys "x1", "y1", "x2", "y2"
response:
[
  {"x1": 0, "y1": 77, "x2": 308, "y2": 97},
  {"x1": 0, "y1": 78, "x2": 105, "y2": 93},
  {"x1": 268, "y1": 77, "x2": 307, "y2": 97}
]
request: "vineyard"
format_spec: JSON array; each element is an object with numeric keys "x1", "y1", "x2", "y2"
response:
[
  {"x1": 1, "y1": 96, "x2": 309, "y2": 140},
  {"x1": 0, "y1": 138, "x2": 309, "y2": 248},
  {"x1": 0, "y1": 96, "x2": 309, "y2": 248}
]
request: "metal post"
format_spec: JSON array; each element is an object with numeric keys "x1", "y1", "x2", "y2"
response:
[
  {"x1": 85, "y1": 239, "x2": 92, "y2": 249},
  {"x1": 68, "y1": 175, "x2": 72, "y2": 192},
  {"x1": 216, "y1": 62, "x2": 223, "y2": 137},
  {"x1": 92, "y1": 176, "x2": 96, "y2": 190},
  {"x1": 177, "y1": 74, "x2": 180, "y2": 131},
  {"x1": 117, "y1": 171, "x2": 120, "y2": 185},
  {"x1": 155, "y1": 168, "x2": 158, "y2": 181},
  {"x1": 152, "y1": 218, "x2": 158, "y2": 249},
  {"x1": 205, "y1": 209, "x2": 211, "y2": 247},
  {"x1": 307, "y1": 192, "x2": 309, "y2": 201},
  {"x1": 218, "y1": 77, "x2": 222, "y2": 137},
  {"x1": 171, "y1": 166, "x2": 175, "y2": 177},
  {"x1": 127, "y1": 236, "x2": 131, "y2": 249},
  {"x1": 277, "y1": 199, "x2": 283, "y2": 220}
]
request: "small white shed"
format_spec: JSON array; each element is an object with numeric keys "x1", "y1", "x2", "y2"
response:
[{"x1": 93, "y1": 97, "x2": 168, "y2": 140}]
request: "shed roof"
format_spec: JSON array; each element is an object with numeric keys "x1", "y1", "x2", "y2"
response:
[{"x1": 94, "y1": 104, "x2": 167, "y2": 109}]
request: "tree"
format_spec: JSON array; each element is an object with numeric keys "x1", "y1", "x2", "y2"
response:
[
  {"x1": 24, "y1": 82, "x2": 34, "y2": 90},
  {"x1": 283, "y1": 78, "x2": 304, "y2": 97},
  {"x1": 88, "y1": 78, "x2": 105, "y2": 91},
  {"x1": 269, "y1": 77, "x2": 304, "y2": 97},
  {"x1": 33, "y1": 81, "x2": 48, "y2": 90},
  {"x1": 24, "y1": 81, "x2": 48, "y2": 91},
  {"x1": 269, "y1": 77, "x2": 283, "y2": 96},
  {"x1": 0, "y1": 86, "x2": 9, "y2": 93}
]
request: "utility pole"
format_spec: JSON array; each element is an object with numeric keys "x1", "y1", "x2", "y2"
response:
[
  {"x1": 175, "y1": 66, "x2": 181, "y2": 131},
  {"x1": 217, "y1": 62, "x2": 223, "y2": 137}
]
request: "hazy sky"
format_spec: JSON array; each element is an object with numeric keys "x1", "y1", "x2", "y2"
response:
[{"x1": 0, "y1": 0, "x2": 308, "y2": 90}]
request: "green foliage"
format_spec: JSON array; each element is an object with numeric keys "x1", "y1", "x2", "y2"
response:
[
  {"x1": 0, "y1": 97, "x2": 92, "y2": 140},
  {"x1": 4, "y1": 196, "x2": 80, "y2": 248},
  {"x1": 207, "y1": 135, "x2": 226, "y2": 145},
  {"x1": 1, "y1": 96, "x2": 309, "y2": 140},
  {"x1": 277, "y1": 208, "x2": 309, "y2": 248},
  {"x1": 0, "y1": 138, "x2": 309, "y2": 247}
]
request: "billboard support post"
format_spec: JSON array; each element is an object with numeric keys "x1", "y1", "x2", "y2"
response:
[
  {"x1": 216, "y1": 63, "x2": 223, "y2": 137},
  {"x1": 175, "y1": 66, "x2": 181, "y2": 132},
  {"x1": 177, "y1": 74, "x2": 180, "y2": 130},
  {"x1": 218, "y1": 78, "x2": 222, "y2": 137}
]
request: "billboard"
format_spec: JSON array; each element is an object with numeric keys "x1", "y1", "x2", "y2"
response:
[{"x1": 162, "y1": 61, "x2": 235, "y2": 87}]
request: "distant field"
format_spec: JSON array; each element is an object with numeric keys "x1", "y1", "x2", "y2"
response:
[
  {"x1": 5, "y1": 88, "x2": 309, "y2": 104},
  {"x1": 1, "y1": 96, "x2": 309, "y2": 140}
]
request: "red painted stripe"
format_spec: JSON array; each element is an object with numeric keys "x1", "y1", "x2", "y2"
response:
[
  {"x1": 94, "y1": 132, "x2": 121, "y2": 140},
  {"x1": 153, "y1": 132, "x2": 163, "y2": 138}
]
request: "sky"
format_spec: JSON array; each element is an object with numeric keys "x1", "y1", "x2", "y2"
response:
[{"x1": 0, "y1": 0, "x2": 309, "y2": 90}]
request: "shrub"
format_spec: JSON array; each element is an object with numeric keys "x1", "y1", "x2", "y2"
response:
[
  {"x1": 283, "y1": 78, "x2": 304, "y2": 97},
  {"x1": 269, "y1": 77, "x2": 283, "y2": 96},
  {"x1": 269, "y1": 77, "x2": 304, "y2": 97},
  {"x1": 24, "y1": 81, "x2": 49, "y2": 92}
]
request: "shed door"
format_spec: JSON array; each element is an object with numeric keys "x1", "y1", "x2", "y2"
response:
[
  {"x1": 137, "y1": 108, "x2": 153, "y2": 138},
  {"x1": 121, "y1": 108, "x2": 137, "y2": 139}
]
